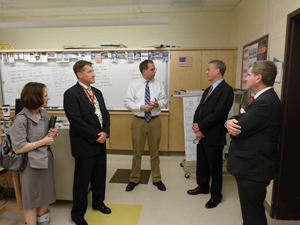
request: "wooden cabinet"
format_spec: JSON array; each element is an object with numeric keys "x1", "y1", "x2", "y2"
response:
[
  {"x1": 42, "y1": 110, "x2": 169, "y2": 152},
  {"x1": 168, "y1": 51, "x2": 202, "y2": 152},
  {"x1": 108, "y1": 111, "x2": 169, "y2": 151},
  {"x1": 201, "y1": 50, "x2": 236, "y2": 89}
]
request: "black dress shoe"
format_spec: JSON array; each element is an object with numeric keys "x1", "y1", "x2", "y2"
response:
[
  {"x1": 187, "y1": 186, "x2": 209, "y2": 195},
  {"x1": 126, "y1": 182, "x2": 139, "y2": 192},
  {"x1": 72, "y1": 217, "x2": 88, "y2": 225},
  {"x1": 153, "y1": 181, "x2": 166, "y2": 191},
  {"x1": 205, "y1": 198, "x2": 221, "y2": 208},
  {"x1": 94, "y1": 204, "x2": 112, "y2": 214}
]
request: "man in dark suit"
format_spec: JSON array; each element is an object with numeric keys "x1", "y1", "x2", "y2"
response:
[
  {"x1": 64, "y1": 60, "x2": 111, "y2": 225},
  {"x1": 226, "y1": 60, "x2": 282, "y2": 225},
  {"x1": 187, "y1": 60, "x2": 234, "y2": 209}
]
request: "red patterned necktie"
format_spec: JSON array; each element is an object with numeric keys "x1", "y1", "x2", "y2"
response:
[
  {"x1": 203, "y1": 86, "x2": 213, "y2": 103},
  {"x1": 249, "y1": 97, "x2": 255, "y2": 105},
  {"x1": 199, "y1": 85, "x2": 213, "y2": 118},
  {"x1": 87, "y1": 86, "x2": 103, "y2": 128}
]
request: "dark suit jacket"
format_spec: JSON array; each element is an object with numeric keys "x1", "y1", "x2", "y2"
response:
[
  {"x1": 194, "y1": 80, "x2": 234, "y2": 146},
  {"x1": 63, "y1": 82, "x2": 110, "y2": 158},
  {"x1": 227, "y1": 88, "x2": 282, "y2": 181}
]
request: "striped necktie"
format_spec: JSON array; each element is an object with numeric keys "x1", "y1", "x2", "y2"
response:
[
  {"x1": 87, "y1": 86, "x2": 103, "y2": 128},
  {"x1": 145, "y1": 81, "x2": 151, "y2": 122}
]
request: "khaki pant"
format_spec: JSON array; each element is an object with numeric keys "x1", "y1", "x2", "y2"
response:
[{"x1": 130, "y1": 116, "x2": 161, "y2": 183}]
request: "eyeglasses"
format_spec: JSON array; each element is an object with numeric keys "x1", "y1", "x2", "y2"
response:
[{"x1": 149, "y1": 68, "x2": 157, "y2": 72}]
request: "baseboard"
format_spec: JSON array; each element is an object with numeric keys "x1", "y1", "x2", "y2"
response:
[
  {"x1": 107, "y1": 150, "x2": 185, "y2": 156},
  {"x1": 264, "y1": 200, "x2": 271, "y2": 216}
]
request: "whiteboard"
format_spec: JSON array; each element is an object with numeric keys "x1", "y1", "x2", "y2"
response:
[{"x1": 0, "y1": 57, "x2": 169, "y2": 109}]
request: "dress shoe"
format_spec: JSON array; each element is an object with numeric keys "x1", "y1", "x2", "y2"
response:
[
  {"x1": 153, "y1": 181, "x2": 166, "y2": 191},
  {"x1": 187, "y1": 186, "x2": 209, "y2": 195},
  {"x1": 94, "y1": 204, "x2": 112, "y2": 214},
  {"x1": 126, "y1": 182, "x2": 139, "y2": 192},
  {"x1": 205, "y1": 198, "x2": 221, "y2": 208},
  {"x1": 72, "y1": 217, "x2": 88, "y2": 225}
]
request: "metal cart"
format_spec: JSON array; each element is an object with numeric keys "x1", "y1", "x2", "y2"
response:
[{"x1": 180, "y1": 159, "x2": 196, "y2": 178}]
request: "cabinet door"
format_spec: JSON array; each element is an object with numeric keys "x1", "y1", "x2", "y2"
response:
[
  {"x1": 168, "y1": 51, "x2": 202, "y2": 152},
  {"x1": 109, "y1": 113, "x2": 133, "y2": 150},
  {"x1": 109, "y1": 113, "x2": 169, "y2": 151},
  {"x1": 201, "y1": 50, "x2": 236, "y2": 89}
]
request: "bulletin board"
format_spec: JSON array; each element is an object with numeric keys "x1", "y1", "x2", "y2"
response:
[{"x1": 241, "y1": 34, "x2": 269, "y2": 89}]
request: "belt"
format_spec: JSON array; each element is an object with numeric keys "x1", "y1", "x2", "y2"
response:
[{"x1": 134, "y1": 115, "x2": 158, "y2": 119}]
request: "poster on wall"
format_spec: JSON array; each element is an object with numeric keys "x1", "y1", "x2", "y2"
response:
[{"x1": 241, "y1": 34, "x2": 269, "y2": 89}]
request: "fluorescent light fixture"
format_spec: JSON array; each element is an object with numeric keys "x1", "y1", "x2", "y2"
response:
[{"x1": 0, "y1": 17, "x2": 169, "y2": 29}]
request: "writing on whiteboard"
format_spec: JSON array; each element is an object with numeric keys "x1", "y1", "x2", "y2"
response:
[{"x1": 1, "y1": 57, "x2": 169, "y2": 109}]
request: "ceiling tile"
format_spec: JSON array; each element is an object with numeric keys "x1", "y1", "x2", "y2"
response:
[
  {"x1": 203, "y1": 0, "x2": 241, "y2": 7},
  {"x1": 0, "y1": 0, "x2": 242, "y2": 19},
  {"x1": 202, "y1": 6, "x2": 235, "y2": 11},
  {"x1": 4, "y1": 2, "x2": 74, "y2": 10}
]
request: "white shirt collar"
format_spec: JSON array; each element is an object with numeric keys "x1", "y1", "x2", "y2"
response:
[
  {"x1": 142, "y1": 77, "x2": 151, "y2": 83},
  {"x1": 78, "y1": 81, "x2": 89, "y2": 89},
  {"x1": 254, "y1": 86, "x2": 273, "y2": 99}
]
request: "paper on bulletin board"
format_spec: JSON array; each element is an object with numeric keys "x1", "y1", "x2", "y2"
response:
[
  {"x1": 274, "y1": 61, "x2": 283, "y2": 83},
  {"x1": 183, "y1": 96, "x2": 201, "y2": 161}
]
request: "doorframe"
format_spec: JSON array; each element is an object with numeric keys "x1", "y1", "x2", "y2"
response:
[{"x1": 271, "y1": 7, "x2": 300, "y2": 220}]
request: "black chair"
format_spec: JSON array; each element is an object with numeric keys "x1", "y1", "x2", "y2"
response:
[{"x1": 15, "y1": 98, "x2": 23, "y2": 116}]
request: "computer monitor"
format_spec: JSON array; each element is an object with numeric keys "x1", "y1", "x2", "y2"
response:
[{"x1": 15, "y1": 98, "x2": 23, "y2": 115}]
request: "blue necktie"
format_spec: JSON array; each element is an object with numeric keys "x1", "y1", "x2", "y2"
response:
[{"x1": 145, "y1": 81, "x2": 151, "y2": 122}]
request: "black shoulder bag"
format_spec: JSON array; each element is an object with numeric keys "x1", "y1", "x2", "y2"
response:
[{"x1": 0, "y1": 114, "x2": 30, "y2": 172}]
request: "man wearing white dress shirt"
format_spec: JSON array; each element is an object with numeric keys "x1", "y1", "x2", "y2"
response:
[{"x1": 124, "y1": 59, "x2": 168, "y2": 192}]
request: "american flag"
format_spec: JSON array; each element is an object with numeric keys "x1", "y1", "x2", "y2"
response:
[{"x1": 179, "y1": 57, "x2": 193, "y2": 67}]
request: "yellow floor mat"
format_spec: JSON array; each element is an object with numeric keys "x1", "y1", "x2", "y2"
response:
[{"x1": 86, "y1": 204, "x2": 142, "y2": 225}]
